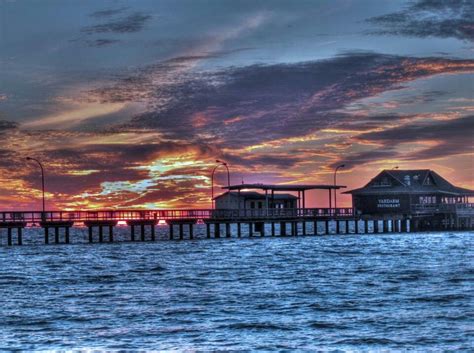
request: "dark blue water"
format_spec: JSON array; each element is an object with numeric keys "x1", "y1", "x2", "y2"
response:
[{"x1": 0, "y1": 228, "x2": 472, "y2": 351}]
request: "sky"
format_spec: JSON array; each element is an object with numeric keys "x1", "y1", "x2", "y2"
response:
[{"x1": 0, "y1": 0, "x2": 473, "y2": 210}]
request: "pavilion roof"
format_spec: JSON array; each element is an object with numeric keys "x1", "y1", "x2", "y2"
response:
[{"x1": 222, "y1": 183, "x2": 346, "y2": 192}]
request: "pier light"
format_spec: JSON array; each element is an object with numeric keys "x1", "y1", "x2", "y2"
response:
[
  {"x1": 334, "y1": 164, "x2": 345, "y2": 211},
  {"x1": 26, "y1": 157, "x2": 46, "y2": 215}
]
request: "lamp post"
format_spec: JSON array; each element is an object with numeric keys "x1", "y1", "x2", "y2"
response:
[
  {"x1": 26, "y1": 157, "x2": 46, "y2": 216},
  {"x1": 216, "y1": 159, "x2": 230, "y2": 187},
  {"x1": 333, "y1": 164, "x2": 345, "y2": 213},
  {"x1": 211, "y1": 160, "x2": 230, "y2": 209}
]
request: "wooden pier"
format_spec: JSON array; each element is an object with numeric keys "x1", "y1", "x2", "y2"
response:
[{"x1": 0, "y1": 208, "x2": 425, "y2": 246}]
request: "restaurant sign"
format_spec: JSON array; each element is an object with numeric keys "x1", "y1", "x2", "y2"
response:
[{"x1": 377, "y1": 198, "x2": 400, "y2": 208}]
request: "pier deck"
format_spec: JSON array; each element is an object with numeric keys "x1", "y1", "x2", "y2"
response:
[
  {"x1": 0, "y1": 207, "x2": 470, "y2": 246},
  {"x1": 0, "y1": 208, "x2": 354, "y2": 224}
]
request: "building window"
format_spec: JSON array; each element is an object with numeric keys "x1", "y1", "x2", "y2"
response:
[
  {"x1": 424, "y1": 176, "x2": 433, "y2": 185},
  {"x1": 404, "y1": 175, "x2": 411, "y2": 186},
  {"x1": 419, "y1": 196, "x2": 437, "y2": 204}
]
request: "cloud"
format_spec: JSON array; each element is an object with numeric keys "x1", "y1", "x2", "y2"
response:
[
  {"x1": 85, "y1": 39, "x2": 121, "y2": 47},
  {"x1": 367, "y1": 0, "x2": 474, "y2": 42},
  {"x1": 5, "y1": 49, "x2": 474, "y2": 209},
  {"x1": 82, "y1": 12, "x2": 152, "y2": 34},
  {"x1": 0, "y1": 120, "x2": 18, "y2": 131},
  {"x1": 356, "y1": 114, "x2": 474, "y2": 160},
  {"x1": 331, "y1": 114, "x2": 473, "y2": 171},
  {"x1": 22, "y1": 101, "x2": 127, "y2": 129},
  {"x1": 86, "y1": 52, "x2": 474, "y2": 151},
  {"x1": 90, "y1": 7, "x2": 129, "y2": 18}
]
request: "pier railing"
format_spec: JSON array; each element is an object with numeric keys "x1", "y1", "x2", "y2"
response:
[
  {"x1": 412, "y1": 203, "x2": 474, "y2": 215},
  {"x1": 0, "y1": 208, "x2": 354, "y2": 224}
]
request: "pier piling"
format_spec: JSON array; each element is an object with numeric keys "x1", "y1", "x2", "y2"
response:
[{"x1": 226, "y1": 223, "x2": 231, "y2": 238}]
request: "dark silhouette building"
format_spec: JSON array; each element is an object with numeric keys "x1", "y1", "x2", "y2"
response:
[{"x1": 344, "y1": 169, "x2": 474, "y2": 230}]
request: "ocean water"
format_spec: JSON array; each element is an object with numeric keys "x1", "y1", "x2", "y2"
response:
[{"x1": 0, "y1": 227, "x2": 472, "y2": 351}]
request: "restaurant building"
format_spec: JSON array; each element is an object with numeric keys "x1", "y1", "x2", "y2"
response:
[{"x1": 344, "y1": 169, "x2": 474, "y2": 230}]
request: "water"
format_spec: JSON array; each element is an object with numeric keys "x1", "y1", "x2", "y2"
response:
[{"x1": 0, "y1": 228, "x2": 472, "y2": 351}]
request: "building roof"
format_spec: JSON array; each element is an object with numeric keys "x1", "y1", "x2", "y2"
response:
[
  {"x1": 222, "y1": 183, "x2": 345, "y2": 191},
  {"x1": 344, "y1": 169, "x2": 474, "y2": 196},
  {"x1": 214, "y1": 191, "x2": 298, "y2": 200}
]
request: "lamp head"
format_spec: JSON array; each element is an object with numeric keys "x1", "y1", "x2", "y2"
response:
[{"x1": 26, "y1": 157, "x2": 32, "y2": 161}]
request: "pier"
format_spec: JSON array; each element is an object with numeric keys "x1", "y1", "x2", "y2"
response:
[
  {"x1": 0, "y1": 207, "x2": 419, "y2": 246},
  {"x1": 1, "y1": 169, "x2": 472, "y2": 246}
]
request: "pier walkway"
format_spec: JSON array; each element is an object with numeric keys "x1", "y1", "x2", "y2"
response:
[{"x1": 0, "y1": 207, "x2": 420, "y2": 246}]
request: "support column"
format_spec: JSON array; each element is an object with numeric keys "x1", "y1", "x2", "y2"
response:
[
  {"x1": 206, "y1": 223, "x2": 211, "y2": 238},
  {"x1": 302, "y1": 221, "x2": 306, "y2": 235},
  {"x1": 131, "y1": 225, "x2": 136, "y2": 241},
  {"x1": 189, "y1": 224, "x2": 193, "y2": 239},
  {"x1": 401, "y1": 219, "x2": 408, "y2": 232},
  {"x1": 179, "y1": 223, "x2": 184, "y2": 240},
  {"x1": 169, "y1": 224, "x2": 174, "y2": 240},
  {"x1": 314, "y1": 220, "x2": 318, "y2": 235},
  {"x1": 271, "y1": 222, "x2": 275, "y2": 236},
  {"x1": 226, "y1": 223, "x2": 231, "y2": 238},
  {"x1": 109, "y1": 226, "x2": 114, "y2": 242},
  {"x1": 364, "y1": 220, "x2": 368, "y2": 234},
  {"x1": 248, "y1": 223, "x2": 253, "y2": 237},
  {"x1": 18, "y1": 227, "x2": 23, "y2": 245},
  {"x1": 291, "y1": 222, "x2": 296, "y2": 236},
  {"x1": 99, "y1": 226, "x2": 103, "y2": 243},
  {"x1": 7, "y1": 228, "x2": 12, "y2": 246},
  {"x1": 355, "y1": 220, "x2": 360, "y2": 234},
  {"x1": 280, "y1": 222, "x2": 286, "y2": 236},
  {"x1": 214, "y1": 223, "x2": 220, "y2": 238},
  {"x1": 261, "y1": 222, "x2": 265, "y2": 237},
  {"x1": 55, "y1": 227, "x2": 59, "y2": 244},
  {"x1": 88, "y1": 227, "x2": 92, "y2": 243},
  {"x1": 336, "y1": 220, "x2": 340, "y2": 234},
  {"x1": 237, "y1": 223, "x2": 241, "y2": 237},
  {"x1": 65, "y1": 227, "x2": 70, "y2": 244},
  {"x1": 141, "y1": 224, "x2": 145, "y2": 241},
  {"x1": 151, "y1": 224, "x2": 155, "y2": 241},
  {"x1": 374, "y1": 220, "x2": 379, "y2": 234},
  {"x1": 325, "y1": 220, "x2": 329, "y2": 235}
]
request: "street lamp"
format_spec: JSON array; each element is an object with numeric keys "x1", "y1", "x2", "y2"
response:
[
  {"x1": 26, "y1": 157, "x2": 46, "y2": 214},
  {"x1": 211, "y1": 160, "x2": 230, "y2": 209},
  {"x1": 333, "y1": 164, "x2": 345, "y2": 212}
]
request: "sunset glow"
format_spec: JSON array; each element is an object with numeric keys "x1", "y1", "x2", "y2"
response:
[{"x1": 0, "y1": 0, "x2": 472, "y2": 210}]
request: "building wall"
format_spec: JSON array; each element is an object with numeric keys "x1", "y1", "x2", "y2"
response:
[
  {"x1": 354, "y1": 193, "x2": 451, "y2": 215},
  {"x1": 215, "y1": 194, "x2": 243, "y2": 209},
  {"x1": 354, "y1": 195, "x2": 411, "y2": 215},
  {"x1": 215, "y1": 194, "x2": 297, "y2": 209}
]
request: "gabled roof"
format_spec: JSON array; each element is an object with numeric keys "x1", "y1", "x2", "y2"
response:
[
  {"x1": 214, "y1": 191, "x2": 298, "y2": 200},
  {"x1": 344, "y1": 169, "x2": 474, "y2": 196}
]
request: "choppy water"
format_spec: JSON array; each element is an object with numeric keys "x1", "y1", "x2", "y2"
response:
[{"x1": 0, "y1": 228, "x2": 472, "y2": 351}]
